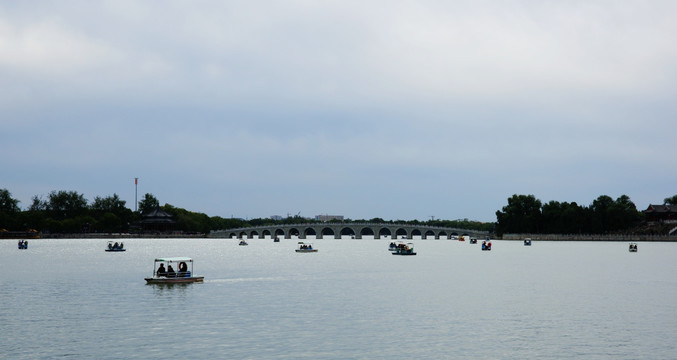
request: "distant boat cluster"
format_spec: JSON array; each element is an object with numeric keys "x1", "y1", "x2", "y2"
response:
[{"x1": 15, "y1": 237, "x2": 639, "y2": 285}]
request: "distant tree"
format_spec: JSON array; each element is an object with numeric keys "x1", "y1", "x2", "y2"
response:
[
  {"x1": 607, "y1": 195, "x2": 641, "y2": 231},
  {"x1": 495, "y1": 194, "x2": 542, "y2": 235},
  {"x1": 0, "y1": 189, "x2": 20, "y2": 213},
  {"x1": 45, "y1": 190, "x2": 88, "y2": 220},
  {"x1": 138, "y1": 193, "x2": 159, "y2": 214},
  {"x1": 590, "y1": 195, "x2": 614, "y2": 233},
  {"x1": 29, "y1": 195, "x2": 47, "y2": 212},
  {"x1": 90, "y1": 194, "x2": 127, "y2": 215},
  {"x1": 664, "y1": 195, "x2": 677, "y2": 205}
]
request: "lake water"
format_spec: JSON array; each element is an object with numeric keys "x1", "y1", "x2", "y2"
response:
[{"x1": 2, "y1": 238, "x2": 677, "y2": 359}]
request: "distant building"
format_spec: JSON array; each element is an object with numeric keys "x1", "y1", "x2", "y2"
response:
[
  {"x1": 315, "y1": 215, "x2": 344, "y2": 222},
  {"x1": 643, "y1": 204, "x2": 677, "y2": 223},
  {"x1": 137, "y1": 207, "x2": 176, "y2": 232}
]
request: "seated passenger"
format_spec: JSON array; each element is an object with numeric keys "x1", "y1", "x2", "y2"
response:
[
  {"x1": 167, "y1": 265, "x2": 176, "y2": 278},
  {"x1": 156, "y1": 263, "x2": 167, "y2": 277}
]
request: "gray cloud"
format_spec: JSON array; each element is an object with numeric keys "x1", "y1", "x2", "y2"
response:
[{"x1": 2, "y1": 1, "x2": 676, "y2": 221}]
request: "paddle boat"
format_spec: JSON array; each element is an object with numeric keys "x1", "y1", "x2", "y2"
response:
[
  {"x1": 238, "y1": 239, "x2": 248, "y2": 246},
  {"x1": 392, "y1": 242, "x2": 416, "y2": 255},
  {"x1": 481, "y1": 240, "x2": 492, "y2": 251},
  {"x1": 105, "y1": 241, "x2": 126, "y2": 252},
  {"x1": 524, "y1": 238, "x2": 532, "y2": 246},
  {"x1": 458, "y1": 235, "x2": 466, "y2": 242},
  {"x1": 629, "y1": 242, "x2": 638, "y2": 252},
  {"x1": 273, "y1": 237, "x2": 280, "y2": 243},
  {"x1": 296, "y1": 242, "x2": 318, "y2": 252},
  {"x1": 469, "y1": 237, "x2": 478, "y2": 244},
  {"x1": 145, "y1": 257, "x2": 204, "y2": 284},
  {"x1": 17, "y1": 240, "x2": 28, "y2": 249}
]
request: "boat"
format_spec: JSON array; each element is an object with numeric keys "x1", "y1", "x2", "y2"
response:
[
  {"x1": 629, "y1": 242, "x2": 638, "y2": 252},
  {"x1": 388, "y1": 241, "x2": 399, "y2": 251},
  {"x1": 524, "y1": 238, "x2": 532, "y2": 246},
  {"x1": 458, "y1": 235, "x2": 466, "y2": 242},
  {"x1": 145, "y1": 257, "x2": 204, "y2": 284},
  {"x1": 296, "y1": 242, "x2": 318, "y2": 253},
  {"x1": 17, "y1": 240, "x2": 28, "y2": 249},
  {"x1": 238, "y1": 239, "x2": 248, "y2": 246},
  {"x1": 105, "y1": 241, "x2": 126, "y2": 252},
  {"x1": 392, "y1": 242, "x2": 416, "y2": 255},
  {"x1": 481, "y1": 240, "x2": 492, "y2": 251},
  {"x1": 273, "y1": 237, "x2": 280, "y2": 242},
  {"x1": 469, "y1": 237, "x2": 478, "y2": 244}
]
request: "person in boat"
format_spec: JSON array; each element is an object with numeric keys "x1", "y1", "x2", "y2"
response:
[
  {"x1": 167, "y1": 265, "x2": 176, "y2": 278},
  {"x1": 156, "y1": 263, "x2": 167, "y2": 277},
  {"x1": 113, "y1": 242, "x2": 119, "y2": 250},
  {"x1": 178, "y1": 262, "x2": 188, "y2": 277},
  {"x1": 119, "y1": 242, "x2": 124, "y2": 250},
  {"x1": 108, "y1": 242, "x2": 113, "y2": 250}
]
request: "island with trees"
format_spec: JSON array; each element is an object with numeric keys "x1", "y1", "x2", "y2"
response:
[{"x1": 1, "y1": 188, "x2": 675, "y2": 240}]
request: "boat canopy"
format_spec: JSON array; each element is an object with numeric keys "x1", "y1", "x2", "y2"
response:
[{"x1": 154, "y1": 257, "x2": 193, "y2": 263}]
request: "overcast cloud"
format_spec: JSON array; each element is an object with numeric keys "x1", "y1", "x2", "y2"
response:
[{"x1": 2, "y1": 1, "x2": 676, "y2": 222}]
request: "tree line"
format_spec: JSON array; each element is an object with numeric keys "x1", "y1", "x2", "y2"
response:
[
  {"x1": 0, "y1": 188, "x2": 493, "y2": 234},
  {"x1": 494, "y1": 193, "x2": 676, "y2": 236}
]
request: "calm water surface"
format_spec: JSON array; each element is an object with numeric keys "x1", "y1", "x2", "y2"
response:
[{"x1": 2, "y1": 238, "x2": 677, "y2": 359}]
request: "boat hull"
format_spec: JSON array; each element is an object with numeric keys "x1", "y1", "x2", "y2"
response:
[
  {"x1": 145, "y1": 276, "x2": 204, "y2": 284},
  {"x1": 392, "y1": 252, "x2": 416, "y2": 255},
  {"x1": 105, "y1": 249, "x2": 126, "y2": 252},
  {"x1": 295, "y1": 249, "x2": 318, "y2": 253}
]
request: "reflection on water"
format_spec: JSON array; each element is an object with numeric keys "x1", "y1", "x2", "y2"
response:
[{"x1": 2, "y1": 238, "x2": 677, "y2": 359}]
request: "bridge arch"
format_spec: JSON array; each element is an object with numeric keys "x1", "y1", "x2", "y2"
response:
[
  {"x1": 304, "y1": 227, "x2": 317, "y2": 238},
  {"x1": 378, "y1": 227, "x2": 392, "y2": 239},
  {"x1": 321, "y1": 227, "x2": 335, "y2": 239},
  {"x1": 424, "y1": 230, "x2": 435, "y2": 239},
  {"x1": 411, "y1": 229, "x2": 422, "y2": 239},
  {"x1": 395, "y1": 228, "x2": 407, "y2": 239},
  {"x1": 340, "y1": 227, "x2": 356, "y2": 239},
  {"x1": 359, "y1": 227, "x2": 374, "y2": 239}
]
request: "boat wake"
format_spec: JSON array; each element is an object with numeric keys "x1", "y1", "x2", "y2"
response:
[{"x1": 206, "y1": 276, "x2": 288, "y2": 283}]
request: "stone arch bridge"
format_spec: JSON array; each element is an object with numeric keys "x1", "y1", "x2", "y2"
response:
[{"x1": 208, "y1": 223, "x2": 489, "y2": 240}]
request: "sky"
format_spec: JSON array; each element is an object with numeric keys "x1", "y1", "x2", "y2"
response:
[{"x1": 2, "y1": 1, "x2": 677, "y2": 222}]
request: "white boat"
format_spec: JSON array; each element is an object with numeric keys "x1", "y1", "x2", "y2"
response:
[
  {"x1": 296, "y1": 242, "x2": 318, "y2": 253},
  {"x1": 629, "y1": 242, "x2": 638, "y2": 252},
  {"x1": 144, "y1": 257, "x2": 204, "y2": 284},
  {"x1": 105, "y1": 241, "x2": 126, "y2": 252},
  {"x1": 392, "y1": 242, "x2": 416, "y2": 255}
]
